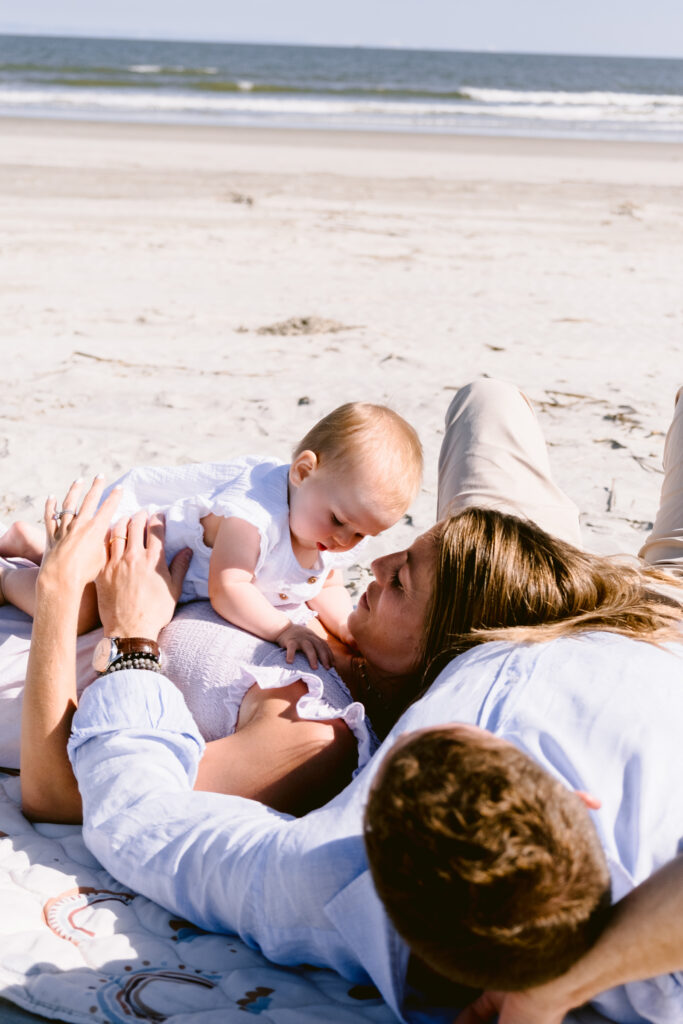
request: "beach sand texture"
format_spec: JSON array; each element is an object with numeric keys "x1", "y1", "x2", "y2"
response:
[{"x1": 1, "y1": 118, "x2": 682, "y2": 581}]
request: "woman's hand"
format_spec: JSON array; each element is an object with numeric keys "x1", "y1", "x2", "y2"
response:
[
  {"x1": 39, "y1": 476, "x2": 122, "y2": 595},
  {"x1": 96, "y1": 510, "x2": 191, "y2": 641}
]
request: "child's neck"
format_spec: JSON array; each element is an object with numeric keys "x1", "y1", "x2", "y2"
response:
[{"x1": 289, "y1": 531, "x2": 319, "y2": 570}]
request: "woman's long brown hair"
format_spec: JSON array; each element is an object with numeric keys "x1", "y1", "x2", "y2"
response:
[{"x1": 420, "y1": 507, "x2": 683, "y2": 688}]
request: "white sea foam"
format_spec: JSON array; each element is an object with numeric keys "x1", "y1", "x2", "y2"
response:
[
  {"x1": 1, "y1": 84, "x2": 681, "y2": 139},
  {"x1": 237, "y1": 80, "x2": 254, "y2": 91},
  {"x1": 464, "y1": 87, "x2": 683, "y2": 110},
  {"x1": 127, "y1": 64, "x2": 218, "y2": 75}
]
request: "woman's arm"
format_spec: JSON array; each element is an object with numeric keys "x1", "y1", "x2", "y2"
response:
[
  {"x1": 456, "y1": 855, "x2": 683, "y2": 1024},
  {"x1": 20, "y1": 562, "x2": 82, "y2": 822},
  {"x1": 20, "y1": 477, "x2": 123, "y2": 822},
  {"x1": 195, "y1": 680, "x2": 357, "y2": 815}
]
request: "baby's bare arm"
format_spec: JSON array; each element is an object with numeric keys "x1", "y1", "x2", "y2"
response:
[
  {"x1": 208, "y1": 516, "x2": 290, "y2": 637},
  {"x1": 208, "y1": 517, "x2": 332, "y2": 669},
  {"x1": 307, "y1": 569, "x2": 354, "y2": 645}
]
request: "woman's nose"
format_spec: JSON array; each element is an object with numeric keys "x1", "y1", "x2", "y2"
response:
[{"x1": 370, "y1": 553, "x2": 394, "y2": 583}]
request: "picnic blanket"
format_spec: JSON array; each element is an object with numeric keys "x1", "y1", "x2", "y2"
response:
[{"x1": 0, "y1": 769, "x2": 396, "y2": 1024}]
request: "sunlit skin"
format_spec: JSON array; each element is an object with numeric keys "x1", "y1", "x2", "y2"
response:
[
  {"x1": 347, "y1": 530, "x2": 438, "y2": 680},
  {"x1": 288, "y1": 450, "x2": 399, "y2": 561}
]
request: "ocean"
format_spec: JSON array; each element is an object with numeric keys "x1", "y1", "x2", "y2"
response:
[{"x1": 1, "y1": 33, "x2": 682, "y2": 142}]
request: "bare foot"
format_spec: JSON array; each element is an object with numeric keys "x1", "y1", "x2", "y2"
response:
[{"x1": 0, "y1": 521, "x2": 45, "y2": 565}]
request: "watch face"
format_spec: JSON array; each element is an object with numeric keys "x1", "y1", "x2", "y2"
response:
[{"x1": 92, "y1": 637, "x2": 118, "y2": 673}]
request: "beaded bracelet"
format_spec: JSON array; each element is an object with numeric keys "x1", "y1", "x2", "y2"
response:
[{"x1": 102, "y1": 652, "x2": 162, "y2": 675}]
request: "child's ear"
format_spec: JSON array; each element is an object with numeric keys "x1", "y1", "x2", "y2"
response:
[{"x1": 289, "y1": 450, "x2": 318, "y2": 487}]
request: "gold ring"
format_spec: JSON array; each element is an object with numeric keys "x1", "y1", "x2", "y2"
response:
[{"x1": 109, "y1": 534, "x2": 127, "y2": 543}]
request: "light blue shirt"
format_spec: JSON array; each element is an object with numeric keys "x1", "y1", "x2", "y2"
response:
[{"x1": 69, "y1": 632, "x2": 683, "y2": 1024}]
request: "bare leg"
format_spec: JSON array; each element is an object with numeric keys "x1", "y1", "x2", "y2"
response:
[
  {"x1": 437, "y1": 378, "x2": 581, "y2": 547},
  {"x1": 0, "y1": 563, "x2": 40, "y2": 613},
  {"x1": 638, "y1": 386, "x2": 683, "y2": 576},
  {"x1": 0, "y1": 563, "x2": 99, "y2": 633},
  {"x1": 0, "y1": 521, "x2": 46, "y2": 564}
]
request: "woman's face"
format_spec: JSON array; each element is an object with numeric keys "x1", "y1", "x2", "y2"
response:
[{"x1": 348, "y1": 530, "x2": 437, "y2": 678}]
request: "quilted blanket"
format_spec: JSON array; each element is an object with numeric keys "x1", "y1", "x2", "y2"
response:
[{"x1": 0, "y1": 772, "x2": 396, "y2": 1024}]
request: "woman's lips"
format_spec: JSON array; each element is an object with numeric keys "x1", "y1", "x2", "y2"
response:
[{"x1": 317, "y1": 542, "x2": 327, "y2": 551}]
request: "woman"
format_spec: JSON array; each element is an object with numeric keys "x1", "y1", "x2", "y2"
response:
[{"x1": 17, "y1": 380, "x2": 682, "y2": 827}]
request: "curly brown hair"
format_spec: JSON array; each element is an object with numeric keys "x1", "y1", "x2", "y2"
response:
[{"x1": 364, "y1": 727, "x2": 612, "y2": 990}]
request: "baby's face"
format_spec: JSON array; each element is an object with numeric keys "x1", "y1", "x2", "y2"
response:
[{"x1": 289, "y1": 458, "x2": 398, "y2": 555}]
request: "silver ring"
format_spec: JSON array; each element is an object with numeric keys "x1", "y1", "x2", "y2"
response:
[{"x1": 52, "y1": 509, "x2": 78, "y2": 522}]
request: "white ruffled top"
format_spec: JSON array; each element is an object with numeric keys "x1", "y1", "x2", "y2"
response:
[{"x1": 159, "y1": 601, "x2": 378, "y2": 775}]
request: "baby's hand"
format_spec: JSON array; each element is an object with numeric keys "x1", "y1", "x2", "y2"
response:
[{"x1": 275, "y1": 622, "x2": 332, "y2": 671}]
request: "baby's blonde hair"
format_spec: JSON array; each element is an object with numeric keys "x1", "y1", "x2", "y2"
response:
[{"x1": 293, "y1": 402, "x2": 423, "y2": 514}]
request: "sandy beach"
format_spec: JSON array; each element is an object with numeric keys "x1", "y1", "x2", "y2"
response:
[{"x1": 1, "y1": 117, "x2": 682, "y2": 578}]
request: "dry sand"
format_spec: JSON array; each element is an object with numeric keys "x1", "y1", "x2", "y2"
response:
[{"x1": 1, "y1": 117, "x2": 682, "y2": 586}]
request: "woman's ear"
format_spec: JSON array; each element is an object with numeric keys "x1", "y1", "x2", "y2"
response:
[{"x1": 289, "y1": 450, "x2": 318, "y2": 487}]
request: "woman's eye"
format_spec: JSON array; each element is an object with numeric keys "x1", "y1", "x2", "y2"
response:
[{"x1": 331, "y1": 514, "x2": 343, "y2": 527}]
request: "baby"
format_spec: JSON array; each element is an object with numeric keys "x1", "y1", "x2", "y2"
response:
[{"x1": 0, "y1": 402, "x2": 422, "y2": 668}]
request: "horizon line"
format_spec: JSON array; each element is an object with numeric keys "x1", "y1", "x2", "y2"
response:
[{"x1": 1, "y1": 27, "x2": 681, "y2": 63}]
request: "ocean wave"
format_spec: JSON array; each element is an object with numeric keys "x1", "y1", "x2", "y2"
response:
[
  {"x1": 463, "y1": 87, "x2": 683, "y2": 108},
  {"x1": 126, "y1": 64, "x2": 219, "y2": 75},
  {"x1": 1, "y1": 84, "x2": 681, "y2": 139},
  {"x1": 2, "y1": 86, "x2": 681, "y2": 120}
]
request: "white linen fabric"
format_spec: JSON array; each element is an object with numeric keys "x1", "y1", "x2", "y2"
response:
[
  {"x1": 105, "y1": 456, "x2": 367, "y2": 617},
  {"x1": 68, "y1": 631, "x2": 683, "y2": 1024}
]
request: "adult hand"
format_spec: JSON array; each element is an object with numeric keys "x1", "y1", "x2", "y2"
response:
[
  {"x1": 96, "y1": 510, "x2": 191, "y2": 641},
  {"x1": 455, "y1": 986, "x2": 570, "y2": 1024},
  {"x1": 39, "y1": 476, "x2": 122, "y2": 594}
]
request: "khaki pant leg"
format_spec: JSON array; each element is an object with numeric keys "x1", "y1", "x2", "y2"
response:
[
  {"x1": 437, "y1": 379, "x2": 582, "y2": 547},
  {"x1": 638, "y1": 386, "x2": 683, "y2": 576}
]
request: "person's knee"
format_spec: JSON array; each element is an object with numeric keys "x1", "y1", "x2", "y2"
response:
[
  {"x1": 444, "y1": 379, "x2": 531, "y2": 431},
  {"x1": 364, "y1": 725, "x2": 611, "y2": 990}
]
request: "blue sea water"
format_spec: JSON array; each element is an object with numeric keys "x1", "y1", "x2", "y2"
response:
[{"x1": 1, "y1": 34, "x2": 682, "y2": 141}]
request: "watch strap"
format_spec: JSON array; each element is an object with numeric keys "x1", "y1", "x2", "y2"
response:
[{"x1": 112, "y1": 637, "x2": 160, "y2": 658}]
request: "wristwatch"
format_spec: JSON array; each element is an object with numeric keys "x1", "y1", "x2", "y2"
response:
[{"x1": 92, "y1": 637, "x2": 161, "y2": 674}]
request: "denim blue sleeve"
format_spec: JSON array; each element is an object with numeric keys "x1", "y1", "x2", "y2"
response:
[{"x1": 67, "y1": 672, "x2": 375, "y2": 985}]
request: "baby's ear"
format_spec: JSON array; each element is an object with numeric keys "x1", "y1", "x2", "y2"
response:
[{"x1": 289, "y1": 450, "x2": 318, "y2": 487}]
